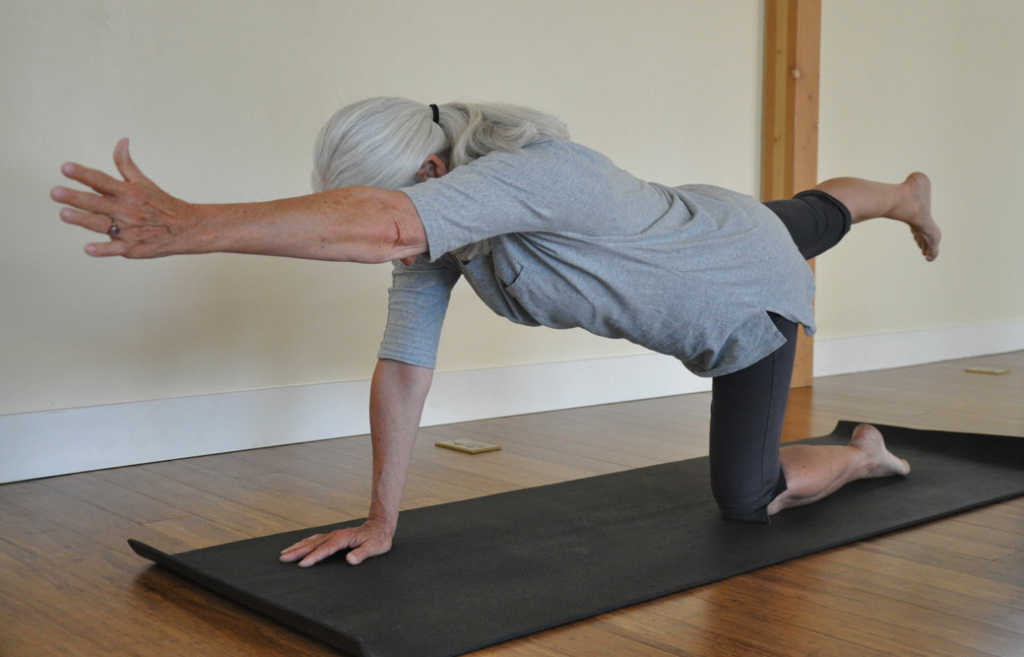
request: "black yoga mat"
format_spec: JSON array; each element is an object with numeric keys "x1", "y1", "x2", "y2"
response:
[{"x1": 130, "y1": 422, "x2": 1024, "y2": 657}]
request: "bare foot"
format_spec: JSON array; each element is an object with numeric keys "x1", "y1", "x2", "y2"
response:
[
  {"x1": 894, "y1": 172, "x2": 941, "y2": 262},
  {"x1": 850, "y1": 424, "x2": 911, "y2": 478}
]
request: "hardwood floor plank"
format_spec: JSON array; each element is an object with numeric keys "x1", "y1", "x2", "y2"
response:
[
  {"x1": 469, "y1": 635, "x2": 571, "y2": 656},
  {"x1": 93, "y1": 467, "x2": 304, "y2": 542},
  {"x1": 595, "y1": 602, "x2": 881, "y2": 657},
  {"x1": 953, "y1": 503, "x2": 1024, "y2": 536},
  {"x1": 0, "y1": 501, "x2": 106, "y2": 561},
  {"x1": 323, "y1": 433, "x2": 563, "y2": 495},
  {"x1": 830, "y1": 541, "x2": 1024, "y2": 608},
  {"x1": 747, "y1": 558, "x2": 1024, "y2": 656},
  {"x1": 768, "y1": 549, "x2": 1024, "y2": 635},
  {"x1": 995, "y1": 550, "x2": 1024, "y2": 576},
  {"x1": 465, "y1": 416, "x2": 667, "y2": 469},
  {"x1": 225, "y1": 444, "x2": 376, "y2": 497},
  {"x1": 0, "y1": 548, "x2": 154, "y2": 654},
  {"x1": 246, "y1": 439, "x2": 498, "y2": 501},
  {"x1": 140, "y1": 460, "x2": 344, "y2": 528},
  {"x1": 44, "y1": 471, "x2": 190, "y2": 524},
  {"x1": 1, "y1": 479, "x2": 189, "y2": 556},
  {"x1": 420, "y1": 424, "x2": 629, "y2": 483},
  {"x1": 436, "y1": 432, "x2": 630, "y2": 477},
  {"x1": 690, "y1": 574, "x2": 997, "y2": 657},
  {"x1": 645, "y1": 581, "x2": 930, "y2": 657},
  {"x1": 474, "y1": 617, "x2": 681, "y2": 657},
  {"x1": 185, "y1": 451, "x2": 282, "y2": 479},
  {"x1": 890, "y1": 525, "x2": 1020, "y2": 561},
  {"x1": 239, "y1": 471, "x2": 368, "y2": 517},
  {"x1": 145, "y1": 515, "x2": 252, "y2": 549},
  {"x1": 925, "y1": 517, "x2": 1024, "y2": 549},
  {"x1": 861, "y1": 535, "x2": 1024, "y2": 589}
]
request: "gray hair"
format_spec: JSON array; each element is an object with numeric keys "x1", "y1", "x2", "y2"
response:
[{"x1": 312, "y1": 97, "x2": 569, "y2": 260}]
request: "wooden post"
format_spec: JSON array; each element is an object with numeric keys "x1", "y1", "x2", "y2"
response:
[{"x1": 761, "y1": 0, "x2": 821, "y2": 388}]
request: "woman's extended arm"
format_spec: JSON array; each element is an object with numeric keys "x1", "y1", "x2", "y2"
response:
[
  {"x1": 279, "y1": 358, "x2": 433, "y2": 567},
  {"x1": 51, "y1": 139, "x2": 427, "y2": 263}
]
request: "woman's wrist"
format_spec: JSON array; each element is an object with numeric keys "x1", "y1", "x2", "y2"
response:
[
  {"x1": 180, "y1": 202, "x2": 233, "y2": 255},
  {"x1": 366, "y1": 509, "x2": 400, "y2": 534}
]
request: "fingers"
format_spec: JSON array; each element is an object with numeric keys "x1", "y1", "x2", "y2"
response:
[
  {"x1": 59, "y1": 207, "x2": 111, "y2": 234},
  {"x1": 279, "y1": 533, "x2": 331, "y2": 563},
  {"x1": 299, "y1": 542, "x2": 347, "y2": 568},
  {"x1": 346, "y1": 539, "x2": 388, "y2": 565},
  {"x1": 84, "y1": 240, "x2": 129, "y2": 258},
  {"x1": 113, "y1": 138, "x2": 149, "y2": 184},
  {"x1": 51, "y1": 185, "x2": 118, "y2": 217},
  {"x1": 279, "y1": 531, "x2": 357, "y2": 567},
  {"x1": 278, "y1": 527, "x2": 392, "y2": 567},
  {"x1": 55, "y1": 139, "x2": 174, "y2": 259},
  {"x1": 60, "y1": 161, "x2": 125, "y2": 196},
  {"x1": 56, "y1": 202, "x2": 130, "y2": 258}
]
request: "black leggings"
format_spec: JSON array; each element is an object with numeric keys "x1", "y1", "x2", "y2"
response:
[{"x1": 709, "y1": 190, "x2": 851, "y2": 523}]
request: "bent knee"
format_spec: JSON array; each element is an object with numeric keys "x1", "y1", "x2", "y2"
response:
[
  {"x1": 712, "y1": 471, "x2": 788, "y2": 524},
  {"x1": 716, "y1": 497, "x2": 771, "y2": 524}
]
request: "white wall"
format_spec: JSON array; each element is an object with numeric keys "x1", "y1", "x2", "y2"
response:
[
  {"x1": 3, "y1": 1, "x2": 1022, "y2": 482},
  {"x1": 816, "y1": 0, "x2": 1024, "y2": 339},
  {"x1": 1, "y1": 0, "x2": 762, "y2": 417}
]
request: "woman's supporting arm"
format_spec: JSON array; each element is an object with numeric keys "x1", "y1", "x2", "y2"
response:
[
  {"x1": 279, "y1": 358, "x2": 433, "y2": 567},
  {"x1": 51, "y1": 139, "x2": 427, "y2": 263}
]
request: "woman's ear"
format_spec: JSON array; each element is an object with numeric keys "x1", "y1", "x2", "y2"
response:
[{"x1": 414, "y1": 154, "x2": 449, "y2": 182}]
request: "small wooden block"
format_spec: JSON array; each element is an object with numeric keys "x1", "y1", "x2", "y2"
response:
[
  {"x1": 435, "y1": 439, "x2": 501, "y2": 454},
  {"x1": 964, "y1": 367, "x2": 1010, "y2": 375}
]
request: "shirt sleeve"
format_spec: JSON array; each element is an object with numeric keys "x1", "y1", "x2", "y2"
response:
[
  {"x1": 376, "y1": 255, "x2": 462, "y2": 369},
  {"x1": 400, "y1": 140, "x2": 649, "y2": 261}
]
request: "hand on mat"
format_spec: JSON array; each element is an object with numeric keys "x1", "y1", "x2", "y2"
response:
[
  {"x1": 52, "y1": 138, "x2": 196, "y2": 258},
  {"x1": 279, "y1": 519, "x2": 394, "y2": 567}
]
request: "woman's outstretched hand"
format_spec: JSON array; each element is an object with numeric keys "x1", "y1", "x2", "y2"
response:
[
  {"x1": 51, "y1": 138, "x2": 196, "y2": 258},
  {"x1": 279, "y1": 518, "x2": 395, "y2": 567}
]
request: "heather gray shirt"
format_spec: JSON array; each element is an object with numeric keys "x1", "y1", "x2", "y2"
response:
[{"x1": 380, "y1": 139, "x2": 815, "y2": 377}]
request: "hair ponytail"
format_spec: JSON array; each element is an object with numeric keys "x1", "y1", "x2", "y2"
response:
[
  {"x1": 438, "y1": 102, "x2": 569, "y2": 168},
  {"x1": 313, "y1": 97, "x2": 568, "y2": 192}
]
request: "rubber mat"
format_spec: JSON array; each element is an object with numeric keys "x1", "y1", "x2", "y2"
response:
[{"x1": 130, "y1": 422, "x2": 1024, "y2": 657}]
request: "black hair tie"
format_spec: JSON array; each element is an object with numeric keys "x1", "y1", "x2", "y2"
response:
[{"x1": 429, "y1": 103, "x2": 440, "y2": 124}]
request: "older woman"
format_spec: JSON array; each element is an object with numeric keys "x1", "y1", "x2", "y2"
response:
[{"x1": 52, "y1": 97, "x2": 938, "y2": 568}]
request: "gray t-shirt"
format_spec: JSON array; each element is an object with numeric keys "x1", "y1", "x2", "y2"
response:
[{"x1": 381, "y1": 139, "x2": 815, "y2": 377}]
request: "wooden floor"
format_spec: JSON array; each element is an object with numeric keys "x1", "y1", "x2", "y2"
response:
[{"x1": 2, "y1": 351, "x2": 1022, "y2": 656}]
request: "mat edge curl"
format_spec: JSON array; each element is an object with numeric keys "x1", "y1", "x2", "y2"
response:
[{"x1": 128, "y1": 539, "x2": 370, "y2": 657}]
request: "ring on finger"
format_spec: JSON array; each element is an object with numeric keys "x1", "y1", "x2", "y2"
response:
[{"x1": 108, "y1": 218, "x2": 121, "y2": 237}]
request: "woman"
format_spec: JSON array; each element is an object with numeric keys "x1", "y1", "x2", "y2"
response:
[{"x1": 52, "y1": 97, "x2": 939, "y2": 568}]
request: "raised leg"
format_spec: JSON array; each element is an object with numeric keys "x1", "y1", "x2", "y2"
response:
[
  {"x1": 767, "y1": 424, "x2": 911, "y2": 515},
  {"x1": 813, "y1": 172, "x2": 941, "y2": 261}
]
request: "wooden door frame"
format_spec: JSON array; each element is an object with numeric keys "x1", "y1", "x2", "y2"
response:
[{"x1": 761, "y1": 0, "x2": 821, "y2": 388}]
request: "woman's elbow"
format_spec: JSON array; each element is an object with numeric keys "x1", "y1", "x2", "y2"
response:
[
  {"x1": 361, "y1": 190, "x2": 428, "y2": 263},
  {"x1": 377, "y1": 217, "x2": 426, "y2": 264}
]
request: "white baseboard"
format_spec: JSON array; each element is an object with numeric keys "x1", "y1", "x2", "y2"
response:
[
  {"x1": 0, "y1": 353, "x2": 705, "y2": 484},
  {"x1": 3, "y1": 318, "x2": 1021, "y2": 484},
  {"x1": 814, "y1": 318, "x2": 1024, "y2": 377}
]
